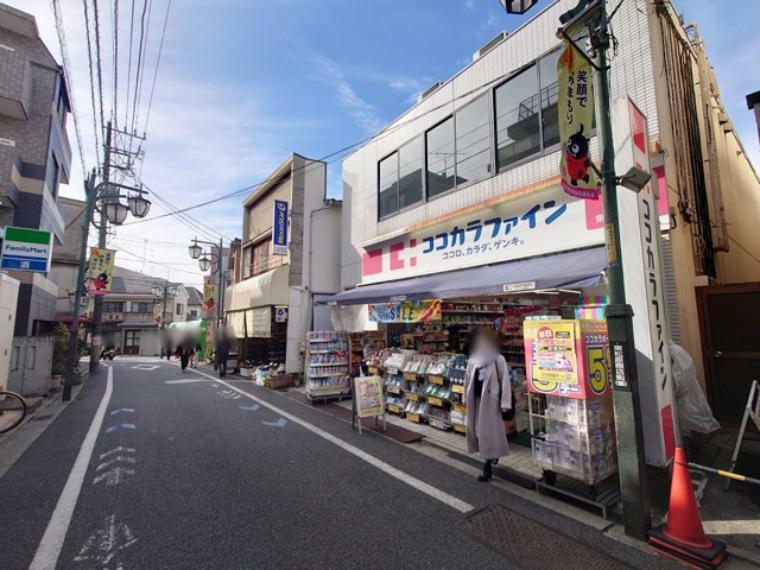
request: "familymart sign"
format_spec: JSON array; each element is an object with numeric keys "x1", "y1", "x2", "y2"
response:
[{"x1": 0, "y1": 226, "x2": 53, "y2": 272}]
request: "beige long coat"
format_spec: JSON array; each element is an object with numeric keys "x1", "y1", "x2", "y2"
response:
[{"x1": 463, "y1": 355, "x2": 511, "y2": 459}]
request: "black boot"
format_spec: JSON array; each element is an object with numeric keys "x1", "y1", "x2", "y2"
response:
[{"x1": 477, "y1": 459, "x2": 493, "y2": 482}]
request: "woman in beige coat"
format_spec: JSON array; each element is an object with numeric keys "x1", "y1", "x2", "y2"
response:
[{"x1": 463, "y1": 327, "x2": 512, "y2": 482}]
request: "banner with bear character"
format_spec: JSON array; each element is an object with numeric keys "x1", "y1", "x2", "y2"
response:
[
  {"x1": 85, "y1": 247, "x2": 116, "y2": 295},
  {"x1": 558, "y1": 40, "x2": 600, "y2": 200}
]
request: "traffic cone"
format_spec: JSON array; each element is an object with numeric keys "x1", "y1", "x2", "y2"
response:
[{"x1": 648, "y1": 447, "x2": 727, "y2": 569}]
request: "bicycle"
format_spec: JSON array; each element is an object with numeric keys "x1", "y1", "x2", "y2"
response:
[{"x1": 0, "y1": 391, "x2": 28, "y2": 434}]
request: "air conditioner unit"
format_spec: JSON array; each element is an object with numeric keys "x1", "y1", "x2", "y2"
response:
[
  {"x1": 472, "y1": 31, "x2": 509, "y2": 62},
  {"x1": 417, "y1": 81, "x2": 444, "y2": 103}
]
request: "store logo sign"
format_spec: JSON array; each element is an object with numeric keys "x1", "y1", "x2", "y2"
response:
[
  {"x1": 502, "y1": 281, "x2": 536, "y2": 293},
  {"x1": 272, "y1": 200, "x2": 289, "y2": 255}
]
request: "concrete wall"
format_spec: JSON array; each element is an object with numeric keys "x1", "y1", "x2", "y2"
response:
[{"x1": 8, "y1": 335, "x2": 53, "y2": 396}]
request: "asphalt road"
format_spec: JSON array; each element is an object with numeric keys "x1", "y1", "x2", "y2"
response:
[{"x1": 0, "y1": 358, "x2": 676, "y2": 569}]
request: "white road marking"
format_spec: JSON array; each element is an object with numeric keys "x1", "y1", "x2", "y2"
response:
[
  {"x1": 702, "y1": 519, "x2": 760, "y2": 535},
  {"x1": 30, "y1": 366, "x2": 114, "y2": 570},
  {"x1": 96, "y1": 456, "x2": 136, "y2": 471},
  {"x1": 131, "y1": 364, "x2": 159, "y2": 371},
  {"x1": 109, "y1": 408, "x2": 135, "y2": 415},
  {"x1": 73, "y1": 514, "x2": 137, "y2": 566},
  {"x1": 165, "y1": 378, "x2": 209, "y2": 385},
  {"x1": 93, "y1": 466, "x2": 136, "y2": 486},
  {"x1": 187, "y1": 367, "x2": 474, "y2": 514},
  {"x1": 99, "y1": 446, "x2": 135, "y2": 459}
]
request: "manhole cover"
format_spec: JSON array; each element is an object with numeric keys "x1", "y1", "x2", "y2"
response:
[
  {"x1": 32, "y1": 414, "x2": 54, "y2": 422},
  {"x1": 458, "y1": 504, "x2": 631, "y2": 569}
]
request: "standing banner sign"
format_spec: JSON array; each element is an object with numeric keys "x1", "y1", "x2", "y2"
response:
[
  {"x1": 354, "y1": 376, "x2": 385, "y2": 418},
  {"x1": 203, "y1": 282, "x2": 216, "y2": 314},
  {"x1": 558, "y1": 40, "x2": 600, "y2": 200},
  {"x1": 86, "y1": 247, "x2": 116, "y2": 295},
  {"x1": 0, "y1": 227, "x2": 53, "y2": 272},
  {"x1": 272, "y1": 199, "x2": 289, "y2": 255},
  {"x1": 613, "y1": 96, "x2": 676, "y2": 467}
]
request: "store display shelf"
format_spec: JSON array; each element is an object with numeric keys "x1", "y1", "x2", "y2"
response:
[
  {"x1": 309, "y1": 349, "x2": 341, "y2": 354},
  {"x1": 367, "y1": 366, "x2": 382, "y2": 375},
  {"x1": 307, "y1": 386, "x2": 349, "y2": 395},
  {"x1": 442, "y1": 320, "x2": 494, "y2": 326},
  {"x1": 402, "y1": 372, "x2": 422, "y2": 381},
  {"x1": 427, "y1": 396, "x2": 448, "y2": 408},
  {"x1": 427, "y1": 374, "x2": 446, "y2": 385},
  {"x1": 429, "y1": 418, "x2": 451, "y2": 431},
  {"x1": 308, "y1": 372, "x2": 350, "y2": 378},
  {"x1": 386, "y1": 403, "x2": 405, "y2": 416},
  {"x1": 452, "y1": 423, "x2": 467, "y2": 434},
  {"x1": 308, "y1": 361, "x2": 348, "y2": 367},
  {"x1": 404, "y1": 391, "x2": 424, "y2": 401},
  {"x1": 406, "y1": 412, "x2": 422, "y2": 423},
  {"x1": 386, "y1": 385, "x2": 403, "y2": 395},
  {"x1": 442, "y1": 309, "x2": 504, "y2": 315},
  {"x1": 451, "y1": 384, "x2": 464, "y2": 394}
]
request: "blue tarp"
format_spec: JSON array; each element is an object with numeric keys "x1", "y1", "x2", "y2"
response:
[{"x1": 329, "y1": 246, "x2": 606, "y2": 305}]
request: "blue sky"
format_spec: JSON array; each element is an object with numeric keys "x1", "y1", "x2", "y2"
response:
[{"x1": 12, "y1": 0, "x2": 760, "y2": 287}]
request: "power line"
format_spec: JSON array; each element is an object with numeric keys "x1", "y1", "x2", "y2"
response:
[
  {"x1": 130, "y1": 0, "x2": 150, "y2": 138},
  {"x1": 124, "y1": 0, "x2": 136, "y2": 128},
  {"x1": 51, "y1": 0, "x2": 89, "y2": 180},
  {"x1": 132, "y1": 0, "x2": 154, "y2": 139},
  {"x1": 92, "y1": 0, "x2": 106, "y2": 138},
  {"x1": 82, "y1": 0, "x2": 102, "y2": 164},
  {"x1": 112, "y1": 0, "x2": 119, "y2": 126},
  {"x1": 123, "y1": 69, "x2": 517, "y2": 227}
]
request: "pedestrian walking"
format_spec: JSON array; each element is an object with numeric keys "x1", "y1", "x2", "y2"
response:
[
  {"x1": 463, "y1": 327, "x2": 512, "y2": 482},
  {"x1": 177, "y1": 343, "x2": 192, "y2": 372},
  {"x1": 215, "y1": 330, "x2": 231, "y2": 378}
]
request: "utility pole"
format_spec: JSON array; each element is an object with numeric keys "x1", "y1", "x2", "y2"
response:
[
  {"x1": 63, "y1": 170, "x2": 96, "y2": 401},
  {"x1": 217, "y1": 237, "x2": 224, "y2": 327},
  {"x1": 89, "y1": 121, "x2": 113, "y2": 371}
]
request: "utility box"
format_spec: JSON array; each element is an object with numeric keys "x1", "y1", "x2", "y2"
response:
[{"x1": 0, "y1": 273, "x2": 20, "y2": 392}]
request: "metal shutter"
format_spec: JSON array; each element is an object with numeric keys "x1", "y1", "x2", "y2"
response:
[{"x1": 660, "y1": 234, "x2": 681, "y2": 343}]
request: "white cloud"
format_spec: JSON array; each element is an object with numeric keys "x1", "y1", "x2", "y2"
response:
[{"x1": 311, "y1": 54, "x2": 384, "y2": 135}]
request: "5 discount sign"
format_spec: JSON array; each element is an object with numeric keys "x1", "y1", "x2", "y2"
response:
[{"x1": 524, "y1": 318, "x2": 611, "y2": 399}]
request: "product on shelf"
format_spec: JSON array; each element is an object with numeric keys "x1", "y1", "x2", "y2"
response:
[{"x1": 306, "y1": 331, "x2": 350, "y2": 399}]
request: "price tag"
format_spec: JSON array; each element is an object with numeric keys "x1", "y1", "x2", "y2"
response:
[
  {"x1": 388, "y1": 404, "x2": 400, "y2": 414},
  {"x1": 386, "y1": 385, "x2": 401, "y2": 395},
  {"x1": 406, "y1": 412, "x2": 420, "y2": 423},
  {"x1": 387, "y1": 367, "x2": 399, "y2": 376},
  {"x1": 453, "y1": 423, "x2": 467, "y2": 434},
  {"x1": 405, "y1": 392, "x2": 419, "y2": 402},
  {"x1": 451, "y1": 384, "x2": 464, "y2": 394},
  {"x1": 403, "y1": 372, "x2": 417, "y2": 381},
  {"x1": 428, "y1": 396, "x2": 443, "y2": 407},
  {"x1": 428, "y1": 375, "x2": 444, "y2": 385},
  {"x1": 452, "y1": 403, "x2": 466, "y2": 414}
]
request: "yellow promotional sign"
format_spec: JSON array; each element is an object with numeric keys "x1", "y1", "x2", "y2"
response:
[
  {"x1": 533, "y1": 321, "x2": 578, "y2": 385},
  {"x1": 355, "y1": 376, "x2": 385, "y2": 418},
  {"x1": 86, "y1": 247, "x2": 116, "y2": 295},
  {"x1": 203, "y1": 282, "x2": 216, "y2": 313},
  {"x1": 558, "y1": 40, "x2": 600, "y2": 200},
  {"x1": 368, "y1": 299, "x2": 441, "y2": 323}
]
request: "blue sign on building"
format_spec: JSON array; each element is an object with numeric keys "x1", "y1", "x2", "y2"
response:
[{"x1": 272, "y1": 200, "x2": 289, "y2": 255}]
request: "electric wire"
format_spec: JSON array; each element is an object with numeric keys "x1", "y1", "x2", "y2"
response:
[
  {"x1": 51, "y1": 0, "x2": 89, "y2": 179},
  {"x1": 112, "y1": 0, "x2": 119, "y2": 126},
  {"x1": 124, "y1": 0, "x2": 136, "y2": 128},
  {"x1": 82, "y1": 0, "x2": 102, "y2": 164},
  {"x1": 130, "y1": 0, "x2": 150, "y2": 137},
  {"x1": 92, "y1": 0, "x2": 106, "y2": 139},
  {"x1": 132, "y1": 0, "x2": 154, "y2": 137}
]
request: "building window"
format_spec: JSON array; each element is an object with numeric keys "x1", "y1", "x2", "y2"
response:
[
  {"x1": 398, "y1": 138, "x2": 423, "y2": 210},
  {"x1": 251, "y1": 239, "x2": 272, "y2": 276},
  {"x1": 426, "y1": 117, "x2": 456, "y2": 199},
  {"x1": 189, "y1": 309, "x2": 198, "y2": 318},
  {"x1": 175, "y1": 303, "x2": 184, "y2": 315},
  {"x1": 104, "y1": 302, "x2": 124, "y2": 313},
  {"x1": 49, "y1": 157, "x2": 60, "y2": 198},
  {"x1": 131, "y1": 302, "x2": 151, "y2": 313},
  {"x1": 455, "y1": 95, "x2": 491, "y2": 186},
  {"x1": 495, "y1": 66, "x2": 541, "y2": 168},
  {"x1": 378, "y1": 152, "x2": 399, "y2": 218},
  {"x1": 538, "y1": 49, "x2": 560, "y2": 148}
]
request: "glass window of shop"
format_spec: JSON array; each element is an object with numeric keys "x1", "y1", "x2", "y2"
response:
[
  {"x1": 455, "y1": 95, "x2": 492, "y2": 186},
  {"x1": 495, "y1": 66, "x2": 541, "y2": 168},
  {"x1": 399, "y1": 138, "x2": 424, "y2": 209},
  {"x1": 426, "y1": 117, "x2": 457, "y2": 199},
  {"x1": 538, "y1": 49, "x2": 560, "y2": 148},
  {"x1": 378, "y1": 152, "x2": 399, "y2": 218}
]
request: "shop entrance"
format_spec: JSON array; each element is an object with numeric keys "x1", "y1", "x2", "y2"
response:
[
  {"x1": 123, "y1": 330, "x2": 141, "y2": 355},
  {"x1": 697, "y1": 282, "x2": 760, "y2": 425}
]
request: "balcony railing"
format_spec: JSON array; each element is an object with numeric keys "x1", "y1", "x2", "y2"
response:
[{"x1": 248, "y1": 255, "x2": 286, "y2": 278}]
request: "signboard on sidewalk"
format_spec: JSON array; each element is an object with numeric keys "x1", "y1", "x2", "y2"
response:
[
  {"x1": 613, "y1": 96, "x2": 676, "y2": 467},
  {"x1": 354, "y1": 376, "x2": 384, "y2": 418},
  {"x1": 85, "y1": 247, "x2": 116, "y2": 295},
  {"x1": 272, "y1": 199, "x2": 289, "y2": 255},
  {"x1": 0, "y1": 226, "x2": 53, "y2": 272}
]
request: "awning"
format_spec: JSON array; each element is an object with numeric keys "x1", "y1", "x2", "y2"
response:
[
  {"x1": 227, "y1": 307, "x2": 272, "y2": 339},
  {"x1": 225, "y1": 266, "x2": 289, "y2": 311},
  {"x1": 168, "y1": 319, "x2": 206, "y2": 331},
  {"x1": 329, "y1": 247, "x2": 607, "y2": 305}
]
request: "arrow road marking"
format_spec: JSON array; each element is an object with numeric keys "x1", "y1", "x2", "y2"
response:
[
  {"x1": 261, "y1": 418, "x2": 287, "y2": 428},
  {"x1": 97, "y1": 456, "x2": 136, "y2": 471},
  {"x1": 109, "y1": 408, "x2": 135, "y2": 415},
  {"x1": 131, "y1": 364, "x2": 159, "y2": 371},
  {"x1": 183, "y1": 367, "x2": 474, "y2": 514},
  {"x1": 218, "y1": 390, "x2": 241, "y2": 399},
  {"x1": 93, "y1": 467, "x2": 135, "y2": 486},
  {"x1": 99, "y1": 447, "x2": 135, "y2": 459},
  {"x1": 30, "y1": 367, "x2": 114, "y2": 570},
  {"x1": 105, "y1": 423, "x2": 136, "y2": 433},
  {"x1": 73, "y1": 514, "x2": 137, "y2": 566},
  {"x1": 239, "y1": 404, "x2": 260, "y2": 411}
]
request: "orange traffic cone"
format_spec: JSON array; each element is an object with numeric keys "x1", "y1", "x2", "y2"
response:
[{"x1": 648, "y1": 447, "x2": 726, "y2": 569}]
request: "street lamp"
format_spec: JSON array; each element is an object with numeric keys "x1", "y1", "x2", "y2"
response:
[
  {"x1": 103, "y1": 196, "x2": 130, "y2": 225},
  {"x1": 499, "y1": 0, "x2": 538, "y2": 14},
  {"x1": 188, "y1": 240, "x2": 203, "y2": 260},
  {"x1": 198, "y1": 256, "x2": 211, "y2": 272},
  {"x1": 127, "y1": 193, "x2": 152, "y2": 218}
]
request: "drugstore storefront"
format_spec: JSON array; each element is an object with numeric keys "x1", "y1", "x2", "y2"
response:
[{"x1": 317, "y1": 185, "x2": 627, "y2": 496}]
